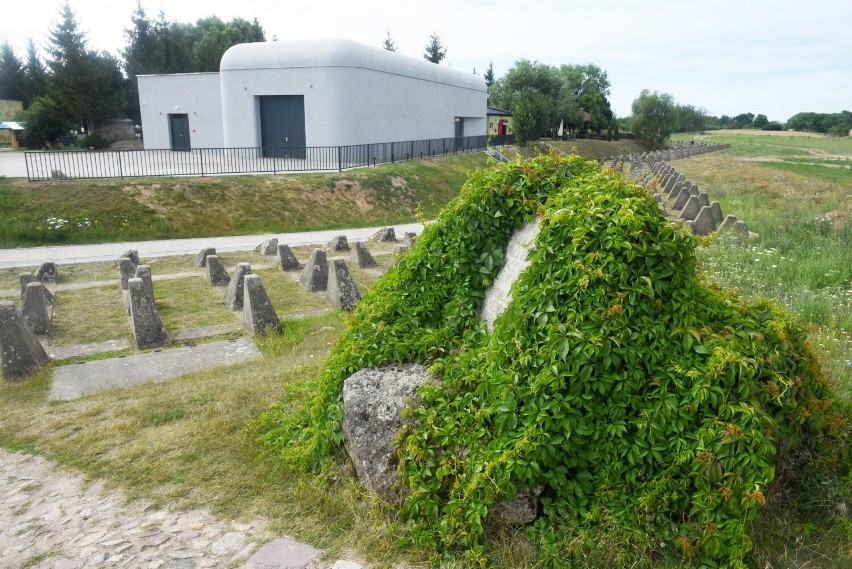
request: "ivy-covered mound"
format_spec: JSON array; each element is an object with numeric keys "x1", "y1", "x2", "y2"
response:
[{"x1": 260, "y1": 154, "x2": 839, "y2": 566}]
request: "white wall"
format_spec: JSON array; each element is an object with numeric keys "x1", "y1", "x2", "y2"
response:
[
  {"x1": 220, "y1": 66, "x2": 485, "y2": 148},
  {"x1": 137, "y1": 73, "x2": 224, "y2": 150}
]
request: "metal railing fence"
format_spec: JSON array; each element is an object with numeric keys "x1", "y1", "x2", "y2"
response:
[{"x1": 24, "y1": 134, "x2": 513, "y2": 181}]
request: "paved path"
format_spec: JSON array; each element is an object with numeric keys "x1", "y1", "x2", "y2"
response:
[
  {"x1": 0, "y1": 449, "x2": 363, "y2": 569},
  {"x1": 0, "y1": 223, "x2": 424, "y2": 269},
  {"x1": 0, "y1": 150, "x2": 27, "y2": 178}
]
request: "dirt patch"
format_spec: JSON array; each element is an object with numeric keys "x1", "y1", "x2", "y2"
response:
[
  {"x1": 736, "y1": 156, "x2": 785, "y2": 162},
  {"x1": 123, "y1": 183, "x2": 171, "y2": 216}
]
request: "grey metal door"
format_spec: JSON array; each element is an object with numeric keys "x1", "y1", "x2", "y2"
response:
[
  {"x1": 168, "y1": 114, "x2": 190, "y2": 151},
  {"x1": 260, "y1": 95, "x2": 306, "y2": 158}
]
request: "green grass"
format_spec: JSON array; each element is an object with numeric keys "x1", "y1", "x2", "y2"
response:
[{"x1": 0, "y1": 153, "x2": 488, "y2": 247}]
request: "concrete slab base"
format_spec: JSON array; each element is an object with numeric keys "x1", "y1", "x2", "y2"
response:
[{"x1": 50, "y1": 338, "x2": 261, "y2": 400}]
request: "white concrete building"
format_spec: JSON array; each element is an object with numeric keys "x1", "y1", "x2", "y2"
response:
[{"x1": 138, "y1": 39, "x2": 487, "y2": 151}]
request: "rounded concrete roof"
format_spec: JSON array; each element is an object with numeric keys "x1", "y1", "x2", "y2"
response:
[{"x1": 220, "y1": 38, "x2": 486, "y2": 92}]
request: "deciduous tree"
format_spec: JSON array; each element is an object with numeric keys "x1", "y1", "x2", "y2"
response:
[{"x1": 630, "y1": 89, "x2": 676, "y2": 149}]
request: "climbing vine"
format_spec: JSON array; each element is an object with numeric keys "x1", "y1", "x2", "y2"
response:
[{"x1": 258, "y1": 153, "x2": 841, "y2": 567}]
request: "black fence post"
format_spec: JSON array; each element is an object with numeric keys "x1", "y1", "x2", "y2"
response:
[{"x1": 338, "y1": 146, "x2": 342, "y2": 172}]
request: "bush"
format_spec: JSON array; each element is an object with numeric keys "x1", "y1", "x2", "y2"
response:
[
  {"x1": 258, "y1": 154, "x2": 842, "y2": 567},
  {"x1": 761, "y1": 122, "x2": 784, "y2": 131},
  {"x1": 77, "y1": 134, "x2": 110, "y2": 149}
]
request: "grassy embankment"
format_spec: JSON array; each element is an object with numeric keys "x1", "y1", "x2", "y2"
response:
[{"x1": 0, "y1": 137, "x2": 849, "y2": 567}]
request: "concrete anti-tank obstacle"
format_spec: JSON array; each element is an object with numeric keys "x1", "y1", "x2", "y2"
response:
[
  {"x1": 277, "y1": 244, "x2": 301, "y2": 271},
  {"x1": 125, "y1": 265, "x2": 154, "y2": 315},
  {"x1": 710, "y1": 202, "x2": 724, "y2": 226},
  {"x1": 224, "y1": 263, "x2": 252, "y2": 310},
  {"x1": 19, "y1": 273, "x2": 38, "y2": 299},
  {"x1": 690, "y1": 206, "x2": 717, "y2": 236},
  {"x1": 350, "y1": 242, "x2": 377, "y2": 269},
  {"x1": 299, "y1": 250, "x2": 329, "y2": 292},
  {"x1": 697, "y1": 192, "x2": 710, "y2": 209},
  {"x1": 371, "y1": 227, "x2": 396, "y2": 242},
  {"x1": 255, "y1": 238, "x2": 278, "y2": 256},
  {"x1": 671, "y1": 187, "x2": 691, "y2": 210},
  {"x1": 206, "y1": 255, "x2": 230, "y2": 285},
  {"x1": 121, "y1": 249, "x2": 140, "y2": 267},
  {"x1": 22, "y1": 282, "x2": 52, "y2": 336},
  {"x1": 326, "y1": 235, "x2": 350, "y2": 251},
  {"x1": 719, "y1": 215, "x2": 739, "y2": 232},
  {"x1": 117, "y1": 257, "x2": 136, "y2": 290},
  {"x1": 326, "y1": 259, "x2": 362, "y2": 311},
  {"x1": 35, "y1": 261, "x2": 57, "y2": 282},
  {"x1": 0, "y1": 301, "x2": 50, "y2": 381},
  {"x1": 195, "y1": 247, "x2": 216, "y2": 267},
  {"x1": 242, "y1": 274, "x2": 283, "y2": 335},
  {"x1": 678, "y1": 195, "x2": 701, "y2": 221},
  {"x1": 128, "y1": 277, "x2": 170, "y2": 350}
]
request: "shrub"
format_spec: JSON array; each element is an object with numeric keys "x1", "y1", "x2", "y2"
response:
[
  {"x1": 761, "y1": 122, "x2": 784, "y2": 131},
  {"x1": 77, "y1": 133, "x2": 110, "y2": 149},
  {"x1": 258, "y1": 153, "x2": 841, "y2": 567}
]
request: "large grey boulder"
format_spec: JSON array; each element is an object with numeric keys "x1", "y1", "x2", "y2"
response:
[
  {"x1": 206, "y1": 255, "x2": 230, "y2": 286},
  {"x1": 277, "y1": 244, "x2": 301, "y2": 271},
  {"x1": 298, "y1": 250, "x2": 328, "y2": 292},
  {"x1": 224, "y1": 263, "x2": 252, "y2": 310},
  {"x1": 242, "y1": 274, "x2": 282, "y2": 335},
  {"x1": 128, "y1": 277, "x2": 170, "y2": 350},
  {"x1": 326, "y1": 259, "x2": 361, "y2": 311},
  {"x1": 0, "y1": 301, "x2": 50, "y2": 381},
  {"x1": 22, "y1": 282, "x2": 51, "y2": 336},
  {"x1": 342, "y1": 364, "x2": 434, "y2": 501}
]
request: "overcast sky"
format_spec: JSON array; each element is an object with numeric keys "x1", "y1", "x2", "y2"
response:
[{"x1": 2, "y1": 0, "x2": 850, "y2": 122}]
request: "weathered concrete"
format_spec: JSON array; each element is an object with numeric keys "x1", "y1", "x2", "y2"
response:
[
  {"x1": 22, "y1": 282, "x2": 51, "y2": 336},
  {"x1": 50, "y1": 338, "x2": 262, "y2": 400},
  {"x1": 326, "y1": 259, "x2": 361, "y2": 311},
  {"x1": 128, "y1": 277, "x2": 170, "y2": 350},
  {"x1": 242, "y1": 274, "x2": 282, "y2": 335},
  {"x1": 298, "y1": 250, "x2": 328, "y2": 292},
  {"x1": 690, "y1": 206, "x2": 717, "y2": 236},
  {"x1": 342, "y1": 364, "x2": 433, "y2": 501},
  {"x1": 117, "y1": 257, "x2": 136, "y2": 290},
  {"x1": 480, "y1": 220, "x2": 540, "y2": 332},
  {"x1": 710, "y1": 201, "x2": 724, "y2": 226},
  {"x1": 350, "y1": 242, "x2": 377, "y2": 268},
  {"x1": 206, "y1": 254, "x2": 230, "y2": 286},
  {"x1": 0, "y1": 302, "x2": 50, "y2": 381},
  {"x1": 255, "y1": 237, "x2": 278, "y2": 256},
  {"x1": 678, "y1": 195, "x2": 701, "y2": 221},
  {"x1": 223, "y1": 263, "x2": 252, "y2": 310},
  {"x1": 671, "y1": 187, "x2": 690, "y2": 210},
  {"x1": 326, "y1": 234, "x2": 350, "y2": 251},
  {"x1": 121, "y1": 249, "x2": 140, "y2": 266},
  {"x1": 195, "y1": 246, "x2": 216, "y2": 267},
  {"x1": 35, "y1": 261, "x2": 58, "y2": 282},
  {"x1": 18, "y1": 272, "x2": 37, "y2": 300},
  {"x1": 47, "y1": 338, "x2": 129, "y2": 361},
  {"x1": 697, "y1": 192, "x2": 710, "y2": 209},
  {"x1": 719, "y1": 214, "x2": 739, "y2": 232},
  {"x1": 124, "y1": 265, "x2": 154, "y2": 316},
  {"x1": 277, "y1": 243, "x2": 302, "y2": 271},
  {"x1": 371, "y1": 227, "x2": 396, "y2": 242}
]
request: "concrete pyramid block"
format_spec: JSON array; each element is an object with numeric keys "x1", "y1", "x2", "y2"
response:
[
  {"x1": 351, "y1": 242, "x2": 377, "y2": 268},
  {"x1": 277, "y1": 244, "x2": 302, "y2": 271},
  {"x1": 0, "y1": 301, "x2": 50, "y2": 381},
  {"x1": 690, "y1": 206, "x2": 716, "y2": 236},
  {"x1": 128, "y1": 278, "x2": 170, "y2": 350},
  {"x1": 371, "y1": 227, "x2": 396, "y2": 242},
  {"x1": 35, "y1": 261, "x2": 57, "y2": 282},
  {"x1": 678, "y1": 195, "x2": 701, "y2": 221},
  {"x1": 327, "y1": 259, "x2": 361, "y2": 311},
  {"x1": 117, "y1": 257, "x2": 136, "y2": 290},
  {"x1": 195, "y1": 247, "x2": 216, "y2": 267},
  {"x1": 299, "y1": 250, "x2": 329, "y2": 292},
  {"x1": 125, "y1": 265, "x2": 154, "y2": 315},
  {"x1": 255, "y1": 238, "x2": 278, "y2": 256},
  {"x1": 206, "y1": 255, "x2": 230, "y2": 286},
  {"x1": 19, "y1": 273, "x2": 38, "y2": 299},
  {"x1": 710, "y1": 202, "x2": 724, "y2": 226},
  {"x1": 697, "y1": 192, "x2": 710, "y2": 209},
  {"x1": 327, "y1": 235, "x2": 350, "y2": 251},
  {"x1": 121, "y1": 249, "x2": 140, "y2": 266},
  {"x1": 224, "y1": 263, "x2": 252, "y2": 310},
  {"x1": 22, "y1": 282, "x2": 51, "y2": 336},
  {"x1": 242, "y1": 274, "x2": 282, "y2": 335},
  {"x1": 719, "y1": 215, "x2": 739, "y2": 232}
]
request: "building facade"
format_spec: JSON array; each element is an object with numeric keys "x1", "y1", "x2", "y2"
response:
[{"x1": 138, "y1": 39, "x2": 487, "y2": 151}]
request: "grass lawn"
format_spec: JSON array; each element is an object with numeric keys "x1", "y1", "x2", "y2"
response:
[{"x1": 0, "y1": 134, "x2": 849, "y2": 567}]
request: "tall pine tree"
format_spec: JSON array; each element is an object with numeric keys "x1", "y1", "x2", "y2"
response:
[{"x1": 0, "y1": 42, "x2": 25, "y2": 103}]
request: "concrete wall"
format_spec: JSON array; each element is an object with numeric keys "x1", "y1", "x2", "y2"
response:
[
  {"x1": 137, "y1": 73, "x2": 224, "y2": 150},
  {"x1": 219, "y1": 66, "x2": 486, "y2": 148}
]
